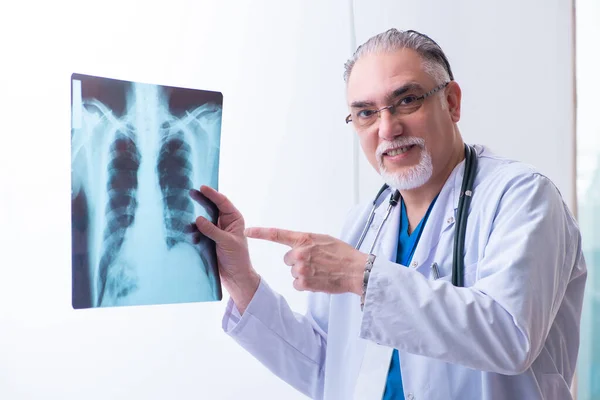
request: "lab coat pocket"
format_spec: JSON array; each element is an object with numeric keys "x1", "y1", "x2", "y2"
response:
[
  {"x1": 431, "y1": 262, "x2": 478, "y2": 287},
  {"x1": 540, "y1": 374, "x2": 570, "y2": 399}
]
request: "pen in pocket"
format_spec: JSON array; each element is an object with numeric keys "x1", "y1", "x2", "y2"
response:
[{"x1": 431, "y1": 263, "x2": 440, "y2": 280}]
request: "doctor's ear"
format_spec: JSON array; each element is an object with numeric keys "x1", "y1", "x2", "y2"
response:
[{"x1": 444, "y1": 81, "x2": 462, "y2": 123}]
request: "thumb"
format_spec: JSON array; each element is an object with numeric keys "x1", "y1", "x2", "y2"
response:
[{"x1": 195, "y1": 216, "x2": 227, "y2": 242}]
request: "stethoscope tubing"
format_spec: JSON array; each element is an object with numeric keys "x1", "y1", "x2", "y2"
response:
[
  {"x1": 453, "y1": 144, "x2": 477, "y2": 286},
  {"x1": 355, "y1": 144, "x2": 477, "y2": 288}
]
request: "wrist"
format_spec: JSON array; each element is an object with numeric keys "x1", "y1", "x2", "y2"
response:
[{"x1": 224, "y1": 271, "x2": 261, "y2": 315}]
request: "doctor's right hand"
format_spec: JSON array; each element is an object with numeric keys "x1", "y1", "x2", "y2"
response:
[{"x1": 190, "y1": 185, "x2": 260, "y2": 314}]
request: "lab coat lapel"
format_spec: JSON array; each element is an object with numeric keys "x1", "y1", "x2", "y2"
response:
[
  {"x1": 410, "y1": 160, "x2": 463, "y2": 274},
  {"x1": 350, "y1": 151, "x2": 480, "y2": 399},
  {"x1": 353, "y1": 163, "x2": 465, "y2": 399},
  {"x1": 372, "y1": 192, "x2": 401, "y2": 260},
  {"x1": 353, "y1": 195, "x2": 401, "y2": 400}
]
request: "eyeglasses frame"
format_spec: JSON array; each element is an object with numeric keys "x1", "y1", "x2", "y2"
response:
[{"x1": 345, "y1": 81, "x2": 450, "y2": 126}]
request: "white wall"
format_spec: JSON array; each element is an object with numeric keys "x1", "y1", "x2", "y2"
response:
[
  {"x1": 0, "y1": 1, "x2": 354, "y2": 399},
  {"x1": 574, "y1": 1, "x2": 600, "y2": 399},
  {"x1": 353, "y1": 0, "x2": 576, "y2": 212},
  {"x1": 0, "y1": 1, "x2": 577, "y2": 399}
]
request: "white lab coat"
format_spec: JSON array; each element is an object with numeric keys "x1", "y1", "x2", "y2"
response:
[{"x1": 222, "y1": 145, "x2": 587, "y2": 400}]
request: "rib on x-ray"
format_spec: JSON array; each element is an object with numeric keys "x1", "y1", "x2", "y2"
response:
[{"x1": 71, "y1": 73, "x2": 222, "y2": 309}]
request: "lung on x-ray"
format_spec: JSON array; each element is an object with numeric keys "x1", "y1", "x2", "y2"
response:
[{"x1": 70, "y1": 73, "x2": 222, "y2": 309}]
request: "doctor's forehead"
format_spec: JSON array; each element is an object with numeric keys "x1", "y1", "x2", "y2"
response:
[{"x1": 346, "y1": 48, "x2": 431, "y2": 104}]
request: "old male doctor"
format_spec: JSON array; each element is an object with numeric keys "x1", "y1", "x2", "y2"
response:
[{"x1": 191, "y1": 29, "x2": 587, "y2": 399}]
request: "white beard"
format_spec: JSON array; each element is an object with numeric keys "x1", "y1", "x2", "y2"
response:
[{"x1": 377, "y1": 138, "x2": 433, "y2": 191}]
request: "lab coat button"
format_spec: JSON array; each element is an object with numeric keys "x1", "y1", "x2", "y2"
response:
[
  {"x1": 406, "y1": 393, "x2": 415, "y2": 400},
  {"x1": 447, "y1": 216, "x2": 454, "y2": 224},
  {"x1": 410, "y1": 261, "x2": 418, "y2": 268}
]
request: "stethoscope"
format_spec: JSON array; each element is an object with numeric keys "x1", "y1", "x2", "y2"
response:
[{"x1": 354, "y1": 144, "x2": 478, "y2": 287}]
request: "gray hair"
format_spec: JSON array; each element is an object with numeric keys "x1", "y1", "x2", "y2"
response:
[{"x1": 343, "y1": 28, "x2": 454, "y2": 85}]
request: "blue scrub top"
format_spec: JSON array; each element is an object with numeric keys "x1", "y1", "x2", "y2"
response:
[{"x1": 382, "y1": 196, "x2": 438, "y2": 400}]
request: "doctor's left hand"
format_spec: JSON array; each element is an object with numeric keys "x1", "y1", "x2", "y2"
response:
[{"x1": 244, "y1": 227, "x2": 368, "y2": 295}]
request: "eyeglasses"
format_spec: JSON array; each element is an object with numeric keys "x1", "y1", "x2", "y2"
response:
[{"x1": 345, "y1": 81, "x2": 449, "y2": 129}]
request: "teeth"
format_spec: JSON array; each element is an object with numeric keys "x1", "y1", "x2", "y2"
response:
[{"x1": 387, "y1": 145, "x2": 412, "y2": 156}]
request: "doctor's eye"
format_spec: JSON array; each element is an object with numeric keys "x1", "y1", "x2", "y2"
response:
[
  {"x1": 357, "y1": 109, "x2": 376, "y2": 119},
  {"x1": 398, "y1": 95, "x2": 418, "y2": 106},
  {"x1": 394, "y1": 95, "x2": 424, "y2": 114}
]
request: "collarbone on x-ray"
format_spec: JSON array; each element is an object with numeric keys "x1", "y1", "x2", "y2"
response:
[{"x1": 71, "y1": 77, "x2": 222, "y2": 309}]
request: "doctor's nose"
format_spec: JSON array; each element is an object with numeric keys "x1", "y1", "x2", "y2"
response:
[{"x1": 377, "y1": 109, "x2": 403, "y2": 140}]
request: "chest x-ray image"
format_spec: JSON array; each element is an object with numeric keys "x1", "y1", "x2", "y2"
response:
[{"x1": 71, "y1": 73, "x2": 222, "y2": 309}]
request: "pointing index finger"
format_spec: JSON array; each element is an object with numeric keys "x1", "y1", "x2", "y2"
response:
[{"x1": 245, "y1": 227, "x2": 306, "y2": 247}]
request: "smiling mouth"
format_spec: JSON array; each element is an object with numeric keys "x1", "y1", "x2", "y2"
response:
[{"x1": 384, "y1": 144, "x2": 416, "y2": 156}]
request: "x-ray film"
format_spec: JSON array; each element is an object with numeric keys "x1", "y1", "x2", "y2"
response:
[{"x1": 71, "y1": 73, "x2": 223, "y2": 309}]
